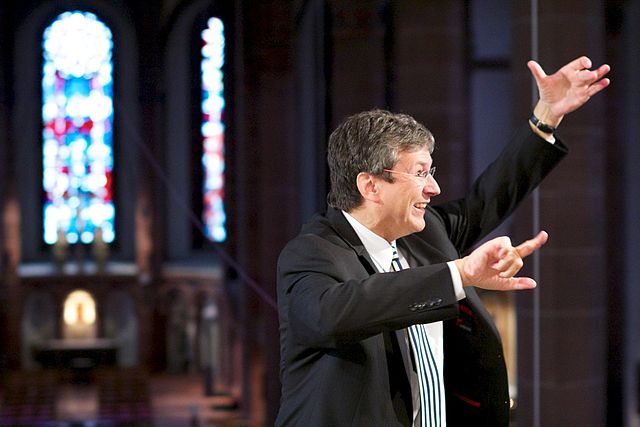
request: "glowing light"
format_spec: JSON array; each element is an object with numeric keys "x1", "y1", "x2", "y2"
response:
[
  {"x1": 42, "y1": 11, "x2": 114, "y2": 244},
  {"x1": 63, "y1": 290, "x2": 96, "y2": 325},
  {"x1": 201, "y1": 17, "x2": 226, "y2": 242}
]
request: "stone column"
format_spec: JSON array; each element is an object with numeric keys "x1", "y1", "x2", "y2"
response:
[{"x1": 512, "y1": 2, "x2": 607, "y2": 426}]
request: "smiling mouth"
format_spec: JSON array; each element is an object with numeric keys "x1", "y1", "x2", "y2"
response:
[{"x1": 413, "y1": 202, "x2": 427, "y2": 209}]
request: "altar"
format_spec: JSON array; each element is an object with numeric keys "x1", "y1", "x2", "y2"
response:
[{"x1": 33, "y1": 338, "x2": 118, "y2": 370}]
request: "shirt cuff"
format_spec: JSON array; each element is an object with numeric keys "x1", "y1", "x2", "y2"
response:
[
  {"x1": 447, "y1": 261, "x2": 466, "y2": 301},
  {"x1": 530, "y1": 121, "x2": 557, "y2": 144}
]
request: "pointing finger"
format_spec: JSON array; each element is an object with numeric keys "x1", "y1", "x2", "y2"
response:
[{"x1": 514, "y1": 231, "x2": 549, "y2": 258}]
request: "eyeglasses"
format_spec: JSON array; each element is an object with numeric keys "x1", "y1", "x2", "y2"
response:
[{"x1": 383, "y1": 166, "x2": 436, "y2": 182}]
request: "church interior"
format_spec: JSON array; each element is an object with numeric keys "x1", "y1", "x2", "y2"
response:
[{"x1": 1, "y1": 0, "x2": 639, "y2": 426}]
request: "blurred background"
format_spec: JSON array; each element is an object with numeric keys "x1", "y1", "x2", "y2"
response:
[{"x1": 0, "y1": 0, "x2": 638, "y2": 426}]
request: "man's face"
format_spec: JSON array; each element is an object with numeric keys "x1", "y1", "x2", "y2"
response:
[{"x1": 374, "y1": 146, "x2": 441, "y2": 241}]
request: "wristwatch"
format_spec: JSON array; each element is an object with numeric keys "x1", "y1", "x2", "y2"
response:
[{"x1": 530, "y1": 113, "x2": 557, "y2": 134}]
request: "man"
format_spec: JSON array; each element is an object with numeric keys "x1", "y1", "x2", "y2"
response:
[{"x1": 276, "y1": 57, "x2": 610, "y2": 426}]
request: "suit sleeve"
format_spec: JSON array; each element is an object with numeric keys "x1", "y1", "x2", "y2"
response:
[
  {"x1": 277, "y1": 233, "x2": 459, "y2": 348},
  {"x1": 430, "y1": 124, "x2": 568, "y2": 254}
]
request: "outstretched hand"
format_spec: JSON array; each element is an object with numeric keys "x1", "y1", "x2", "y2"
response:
[
  {"x1": 528, "y1": 56, "x2": 610, "y2": 127},
  {"x1": 454, "y1": 231, "x2": 549, "y2": 291}
]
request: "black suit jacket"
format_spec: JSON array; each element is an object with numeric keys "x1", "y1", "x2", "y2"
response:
[{"x1": 276, "y1": 125, "x2": 568, "y2": 426}]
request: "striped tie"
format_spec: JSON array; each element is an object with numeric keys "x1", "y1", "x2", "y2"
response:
[{"x1": 391, "y1": 244, "x2": 442, "y2": 427}]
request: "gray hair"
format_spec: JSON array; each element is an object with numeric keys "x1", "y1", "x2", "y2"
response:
[{"x1": 326, "y1": 109, "x2": 435, "y2": 211}]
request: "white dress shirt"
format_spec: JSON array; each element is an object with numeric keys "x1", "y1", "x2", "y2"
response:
[{"x1": 342, "y1": 211, "x2": 466, "y2": 426}]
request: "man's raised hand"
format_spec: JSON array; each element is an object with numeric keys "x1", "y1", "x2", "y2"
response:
[{"x1": 528, "y1": 56, "x2": 610, "y2": 128}]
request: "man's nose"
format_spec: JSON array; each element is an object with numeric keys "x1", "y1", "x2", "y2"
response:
[{"x1": 424, "y1": 175, "x2": 441, "y2": 196}]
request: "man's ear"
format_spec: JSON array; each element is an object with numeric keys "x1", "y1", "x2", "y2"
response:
[{"x1": 356, "y1": 172, "x2": 381, "y2": 202}]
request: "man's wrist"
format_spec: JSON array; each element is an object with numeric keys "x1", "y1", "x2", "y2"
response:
[
  {"x1": 530, "y1": 113, "x2": 557, "y2": 133},
  {"x1": 532, "y1": 101, "x2": 563, "y2": 129},
  {"x1": 453, "y1": 258, "x2": 469, "y2": 287},
  {"x1": 528, "y1": 119, "x2": 557, "y2": 143},
  {"x1": 447, "y1": 261, "x2": 466, "y2": 300}
]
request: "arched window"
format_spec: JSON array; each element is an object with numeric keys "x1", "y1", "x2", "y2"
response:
[
  {"x1": 201, "y1": 17, "x2": 226, "y2": 243},
  {"x1": 42, "y1": 11, "x2": 115, "y2": 245},
  {"x1": 62, "y1": 289, "x2": 97, "y2": 340},
  {"x1": 164, "y1": 6, "x2": 232, "y2": 258}
]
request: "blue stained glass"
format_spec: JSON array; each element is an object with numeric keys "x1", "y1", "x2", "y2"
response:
[
  {"x1": 42, "y1": 11, "x2": 114, "y2": 245},
  {"x1": 201, "y1": 17, "x2": 226, "y2": 242}
]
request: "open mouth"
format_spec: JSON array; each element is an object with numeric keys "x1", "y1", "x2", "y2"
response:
[{"x1": 413, "y1": 202, "x2": 427, "y2": 210}]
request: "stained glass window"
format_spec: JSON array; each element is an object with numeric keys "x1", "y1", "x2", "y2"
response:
[
  {"x1": 42, "y1": 11, "x2": 114, "y2": 245},
  {"x1": 201, "y1": 17, "x2": 226, "y2": 242}
]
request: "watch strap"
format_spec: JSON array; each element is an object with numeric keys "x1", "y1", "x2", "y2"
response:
[{"x1": 530, "y1": 113, "x2": 557, "y2": 133}]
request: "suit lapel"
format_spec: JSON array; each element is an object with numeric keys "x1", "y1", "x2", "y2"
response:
[
  {"x1": 326, "y1": 208, "x2": 416, "y2": 422},
  {"x1": 325, "y1": 208, "x2": 378, "y2": 275},
  {"x1": 398, "y1": 234, "x2": 451, "y2": 268}
]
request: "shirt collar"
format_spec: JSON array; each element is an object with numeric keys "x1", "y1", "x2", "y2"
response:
[{"x1": 342, "y1": 210, "x2": 396, "y2": 273}]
